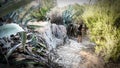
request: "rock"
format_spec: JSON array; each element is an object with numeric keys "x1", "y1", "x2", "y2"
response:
[{"x1": 31, "y1": 21, "x2": 67, "y2": 50}]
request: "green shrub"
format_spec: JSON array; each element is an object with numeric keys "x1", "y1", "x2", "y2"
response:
[
  {"x1": 62, "y1": 5, "x2": 74, "y2": 26},
  {"x1": 0, "y1": 0, "x2": 32, "y2": 17},
  {"x1": 31, "y1": 7, "x2": 49, "y2": 21},
  {"x1": 30, "y1": 0, "x2": 56, "y2": 21},
  {"x1": 72, "y1": 4, "x2": 85, "y2": 24},
  {"x1": 48, "y1": 6, "x2": 74, "y2": 26},
  {"x1": 47, "y1": 7, "x2": 64, "y2": 24},
  {"x1": 82, "y1": 0, "x2": 120, "y2": 62}
]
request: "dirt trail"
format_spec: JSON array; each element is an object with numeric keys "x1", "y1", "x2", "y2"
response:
[
  {"x1": 53, "y1": 37, "x2": 104, "y2": 68},
  {"x1": 54, "y1": 39, "x2": 84, "y2": 68}
]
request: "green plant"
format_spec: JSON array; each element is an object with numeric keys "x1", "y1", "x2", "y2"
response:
[
  {"x1": 31, "y1": 0, "x2": 56, "y2": 22},
  {"x1": 62, "y1": 5, "x2": 74, "y2": 26},
  {"x1": 47, "y1": 7, "x2": 64, "y2": 24},
  {"x1": 39, "y1": 0, "x2": 56, "y2": 9},
  {"x1": 72, "y1": 4, "x2": 85, "y2": 24},
  {"x1": 0, "y1": 1, "x2": 50, "y2": 67},
  {"x1": 0, "y1": 0, "x2": 32, "y2": 17},
  {"x1": 0, "y1": 23, "x2": 24, "y2": 38},
  {"x1": 82, "y1": 0, "x2": 120, "y2": 62},
  {"x1": 31, "y1": 7, "x2": 49, "y2": 21}
]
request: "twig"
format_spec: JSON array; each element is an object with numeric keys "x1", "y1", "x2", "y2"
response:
[
  {"x1": 6, "y1": 43, "x2": 21, "y2": 58},
  {"x1": 6, "y1": 38, "x2": 32, "y2": 58},
  {"x1": 25, "y1": 46, "x2": 47, "y2": 63}
]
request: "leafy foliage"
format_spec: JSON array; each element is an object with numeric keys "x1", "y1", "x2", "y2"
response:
[
  {"x1": 21, "y1": 32, "x2": 27, "y2": 51},
  {"x1": 31, "y1": 0, "x2": 56, "y2": 21},
  {"x1": 62, "y1": 5, "x2": 74, "y2": 26},
  {"x1": 39, "y1": 0, "x2": 56, "y2": 9},
  {"x1": 82, "y1": 0, "x2": 120, "y2": 62},
  {"x1": 47, "y1": 7, "x2": 64, "y2": 24},
  {"x1": 0, "y1": 0, "x2": 32, "y2": 17},
  {"x1": 72, "y1": 4, "x2": 85, "y2": 24},
  {"x1": 48, "y1": 5, "x2": 75, "y2": 26},
  {"x1": 0, "y1": 23, "x2": 24, "y2": 38},
  {"x1": 31, "y1": 7, "x2": 49, "y2": 21},
  {"x1": 0, "y1": 1, "x2": 50, "y2": 67}
]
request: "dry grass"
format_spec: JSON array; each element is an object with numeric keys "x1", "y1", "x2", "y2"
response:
[
  {"x1": 79, "y1": 48, "x2": 120, "y2": 68},
  {"x1": 79, "y1": 49, "x2": 105, "y2": 68},
  {"x1": 105, "y1": 63, "x2": 120, "y2": 68}
]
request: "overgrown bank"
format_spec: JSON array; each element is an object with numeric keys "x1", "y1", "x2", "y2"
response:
[
  {"x1": 0, "y1": 0, "x2": 120, "y2": 68},
  {"x1": 82, "y1": 0, "x2": 120, "y2": 62}
]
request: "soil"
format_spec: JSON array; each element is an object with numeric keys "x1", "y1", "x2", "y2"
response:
[{"x1": 79, "y1": 47, "x2": 120, "y2": 68}]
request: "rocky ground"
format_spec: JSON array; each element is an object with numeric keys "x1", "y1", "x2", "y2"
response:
[
  {"x1": 51, "y1": 37, "x2": 104, "y2": 68},
  {"x1": 52, "y1": 37, "x2": 120, "y2": 68}
]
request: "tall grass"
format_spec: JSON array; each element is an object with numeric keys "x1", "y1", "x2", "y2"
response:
[
  {"x1": 72, "y1": 4, "x2": 85, "y2": 24},
  {"x1": 82, "y1": 0, "x2": 120, "y2": 62},
  {"x1": 31, "y1": 0, "x2": 56, "y2": 21}
]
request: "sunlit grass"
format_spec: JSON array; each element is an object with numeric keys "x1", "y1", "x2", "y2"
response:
[{"x1": 82, "y1": 0, "x2": 120, "y2": 62}]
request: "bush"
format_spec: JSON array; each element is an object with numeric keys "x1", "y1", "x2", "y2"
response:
[
  {"x1": 31, "y1": 7, "x2": 49, "y2": 21},
  {"x1": 72, "y1": 4, "x2": 85, "y2": 24},
  {"x1": 31, "y1": 0, "x2": 56, "y2": 21},
  {"x1": 47, "y1": 6, "x2": 74, "y2": 26},
  {"x1": 82, "y1": 0, "x2": 120, "y2": 62},
  {"x1": 47, "y1": 7, "x2": 64, "y2": 24}
]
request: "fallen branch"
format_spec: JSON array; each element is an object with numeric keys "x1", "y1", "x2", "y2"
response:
[{"x1": 6, "y1": 38, "x2": 32, "y2": 58}]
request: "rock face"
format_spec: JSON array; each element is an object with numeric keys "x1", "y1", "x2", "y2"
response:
[
  {"x1": 45, "y1": 23, "x2": 67, "y2": 50},
  {"x1": 31, "y1": 21, "x2": 67, "y2": 50}
]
